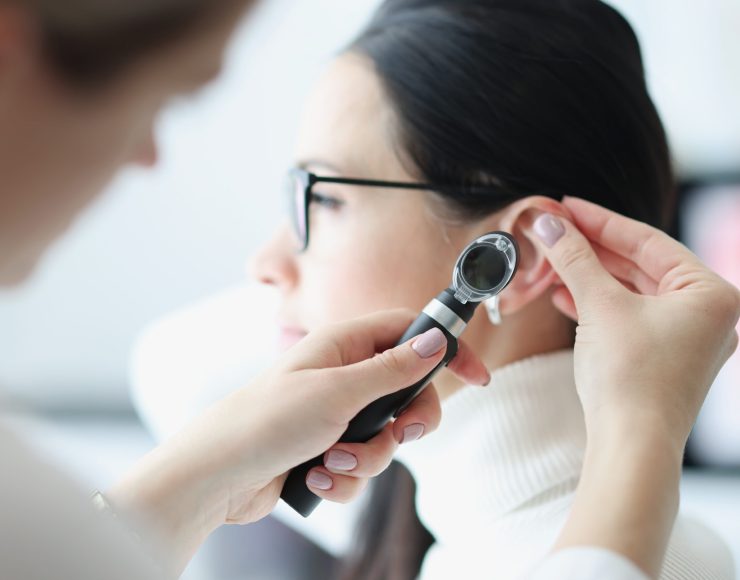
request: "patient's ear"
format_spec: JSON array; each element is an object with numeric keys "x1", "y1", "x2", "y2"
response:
[{"x1": 488, "y1": 196, "x2": 569, "y2": 316}]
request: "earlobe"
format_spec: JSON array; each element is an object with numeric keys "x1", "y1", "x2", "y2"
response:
[{"x1": 493, "y1": 196, "x2": 570, "y2": 316}]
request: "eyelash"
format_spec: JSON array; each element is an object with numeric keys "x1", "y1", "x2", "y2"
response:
[{"x1": 310, "y1": 192, "x2": 345, "y2": 210}]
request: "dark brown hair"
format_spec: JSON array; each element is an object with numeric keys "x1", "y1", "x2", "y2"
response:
[{"x1": 339, "y1": 462, "x2": 434, "y2": 580}]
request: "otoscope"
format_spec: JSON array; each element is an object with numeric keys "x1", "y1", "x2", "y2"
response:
[{"x1": 281, "y1": 231, "x2": 519, "y2": 517}]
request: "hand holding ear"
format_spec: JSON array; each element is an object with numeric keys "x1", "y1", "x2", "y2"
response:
[
  {"x1": 529, "y1": 196, "x2": 740, "y2": 449},
  {"x1": 528, "y1": 197, "x2": 739, "y2": 578}
]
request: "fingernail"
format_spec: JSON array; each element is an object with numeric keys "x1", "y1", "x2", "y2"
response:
[
  {"x1": 412, "y1": 328, "x2": 447, "y2": 359},
  {"x1": 401, "y1": 423, "x2": 425, "y2": 444},
  {"x1": 534, "y1": 213, "x2": 566, "y2": 248},
  {"x1": 306, "y1": 470, "x2": 333, "y2": 491},
  {"x1": 325, "y1": 450, "x2": 358, "y2": 471}
]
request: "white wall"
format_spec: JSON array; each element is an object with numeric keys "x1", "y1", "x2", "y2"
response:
[
  {"x1": 609, "y1": 0, "x2": 740, "y2": 174},
  {"x1": 0, "y1": 0, "x2": 739, "y2": 410}
]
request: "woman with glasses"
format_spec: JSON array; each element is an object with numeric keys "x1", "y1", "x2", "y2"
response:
[
  {"x1": 0, "y1": 0, "x2": 737, "y2": 578},
  {"x1": 250, "y1": 1, "x2": 736, "y2": 578}
]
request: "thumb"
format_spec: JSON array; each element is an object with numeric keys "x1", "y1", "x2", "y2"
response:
[
  {"x1": 332, "y1": 327, "x2": 448, "y2": 413},
  {"x1": 531, "y1": 212, "x2": 622, "y2": 309}
]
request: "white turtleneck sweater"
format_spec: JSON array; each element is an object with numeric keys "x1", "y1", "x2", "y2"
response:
[{"x1": 397, "y1": 349, "x2": 735, "y2": 580}]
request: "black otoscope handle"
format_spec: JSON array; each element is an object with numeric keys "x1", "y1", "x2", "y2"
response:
[{"x1": 280, "y1": 311, "x2": 459, "y2": 517}]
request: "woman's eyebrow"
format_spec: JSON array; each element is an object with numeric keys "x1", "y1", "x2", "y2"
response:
[{"x1": 297, "y1": 159, "x2": 346, "y2": 175}]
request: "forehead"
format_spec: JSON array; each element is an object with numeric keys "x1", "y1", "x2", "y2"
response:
[{"x1": 294, "y1": 53, "x2": 411, "y2": 180}]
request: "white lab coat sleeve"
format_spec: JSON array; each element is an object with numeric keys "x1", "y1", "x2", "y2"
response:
[{"x1": 0, "y1": 427, "x2": 163, "y2": 580}]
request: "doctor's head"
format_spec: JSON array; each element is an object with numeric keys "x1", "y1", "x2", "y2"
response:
[
  {"x1": 252, "y1": 0, "x2": 674, "y2": 381},
  {"x1": 0, "y1": 0, "x2": 256, "y2": 284}
]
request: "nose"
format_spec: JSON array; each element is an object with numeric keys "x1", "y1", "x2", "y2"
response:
[
  {"x1": 249, "y1": 222, "x2": 300, "y2": 291},
  {"x1": 131, "y1": 129, "x2": 158, "y2": 168}
]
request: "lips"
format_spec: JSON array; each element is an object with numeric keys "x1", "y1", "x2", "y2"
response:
[{"x1": 278, "y1": 326, "x2": 308, "y2": 350}]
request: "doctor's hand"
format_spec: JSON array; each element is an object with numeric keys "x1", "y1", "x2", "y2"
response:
[
  {"x1": 528, "y1": 196, "x2": 740, "y2": 578},
  {"x1": 530, "y1": 197, "x2": 739, "y2": 446},
  {"x1": 109, "y1": 309, "x2": 489, "y2": 575}
]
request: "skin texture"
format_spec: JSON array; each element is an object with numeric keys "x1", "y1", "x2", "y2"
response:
[{"x1": 251, "y1": 53, "x2": 577, "y2": 402}]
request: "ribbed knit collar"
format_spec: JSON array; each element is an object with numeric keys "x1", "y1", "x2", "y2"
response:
[{"x1": 398, "y1": 348, "x2": 584, "y2": 541}]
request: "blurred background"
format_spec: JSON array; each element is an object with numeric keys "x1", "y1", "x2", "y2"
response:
[{"x1": 0, "y1": 0, "x2": 739, "y2": 579}]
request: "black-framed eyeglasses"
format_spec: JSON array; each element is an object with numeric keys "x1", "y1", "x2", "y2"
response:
[{"x1": 285, "y1": 167, "x2": 524, "y2": 252}]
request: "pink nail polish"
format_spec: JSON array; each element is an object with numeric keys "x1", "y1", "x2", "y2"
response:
[
  {"x1": 534, "y1": 213, "x2": 566, "y2": 248},
  {"x1": 325, "y1": 450, "x2": 358, "y2": 471},
  {"x1": 401, "y1": 423, "x2": 425, "y2": 444},
  {"x1": 412, "y1": 328, "x2": 447, "y2": 358},
  {"x1": 306, "y1": 471, "x2": 333, "y2": 491}
]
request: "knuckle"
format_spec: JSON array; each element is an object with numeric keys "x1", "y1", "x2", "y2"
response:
[
  {"x1": 710, "y1": 283, "x2": 740, "y2": 326},
  {"x1": 377, "y1": 347, "x2": 405, "y2": 376},
  {"x1": 557, "y1": 243, "x2": 592, "y2": 272}
]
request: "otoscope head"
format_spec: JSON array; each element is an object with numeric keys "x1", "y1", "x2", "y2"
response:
[{"x1": 451, "y1": 232, "x2": 519, "y2": 304}]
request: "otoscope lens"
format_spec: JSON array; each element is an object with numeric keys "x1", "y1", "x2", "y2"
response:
[{"x1": 461, "y1": 245, "x2": 508, "y2": 292}]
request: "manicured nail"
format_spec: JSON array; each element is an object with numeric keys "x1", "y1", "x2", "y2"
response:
[
  {"x1": 412, "y1": 328, "x2": 447, "y2": 359},
  {"x1": 306, "y1": 470, "x2": 333, "y2": 491},
  {"x1": 401, "y1": 423, "x2": 425, "y2": 444},
  {"x1": 325, "y1": 450, "x2": 358, "y2": 471},
  {"x1": 534, "y1": 213, "x2": 566, "y2": 248}
]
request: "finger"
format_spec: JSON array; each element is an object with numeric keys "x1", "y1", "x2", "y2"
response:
[
  {"x1": 592, "y1": 242, "x2": 659, "y2": 296},
  {"x1": 562, "y1": 197, "x2": 702, "y2": 285},
  {"x1": 530, "y1": 212, "x2": 623, "y2": 310},
  {"x1": 321, "y1": 309, "x2": 418, "y2": 365},
  {"x1": 446, "y1": 338, "x2": 491, "y2": 386},
  {"x1": 330, "y1": 326, "x2": 448, "y2": 417},
  {"x1": 551, "y1": 285, "x2": 578, "y2": 321},
  {"x1": 305, "y1": 467, "x2": 370, "y2": 504},
  {"x1": 393, "y1": 382, "x2": 442, "y2": 443},
  {"x1": 324, "y1": 423, "x2": 397, "y2": 477}
]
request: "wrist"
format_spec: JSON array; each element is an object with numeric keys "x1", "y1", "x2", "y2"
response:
[
  {"x1": 585, "y1": 403, "x2": 688, "y2": 467},
  {"x1": 584, "y1": 417, "x2": 683, "y2": 503},
  {"x1": 566, "y1": 409, "x2": 683, "y2": 578},
  {"x1": 108, "y1": 443, "x2": 228, "y2": 573}
]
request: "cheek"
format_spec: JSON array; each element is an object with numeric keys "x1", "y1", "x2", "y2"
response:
[
  {"x1": 299, "y1": 251, "x2": 426, "y2": 328},
  {"x1": 296, "y1": 204, "x2": 456, "y2": 328}
]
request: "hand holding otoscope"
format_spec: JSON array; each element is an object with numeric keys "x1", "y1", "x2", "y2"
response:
[{"x1": 281, "y1": 231, "x2": 519, "y2": 516}]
